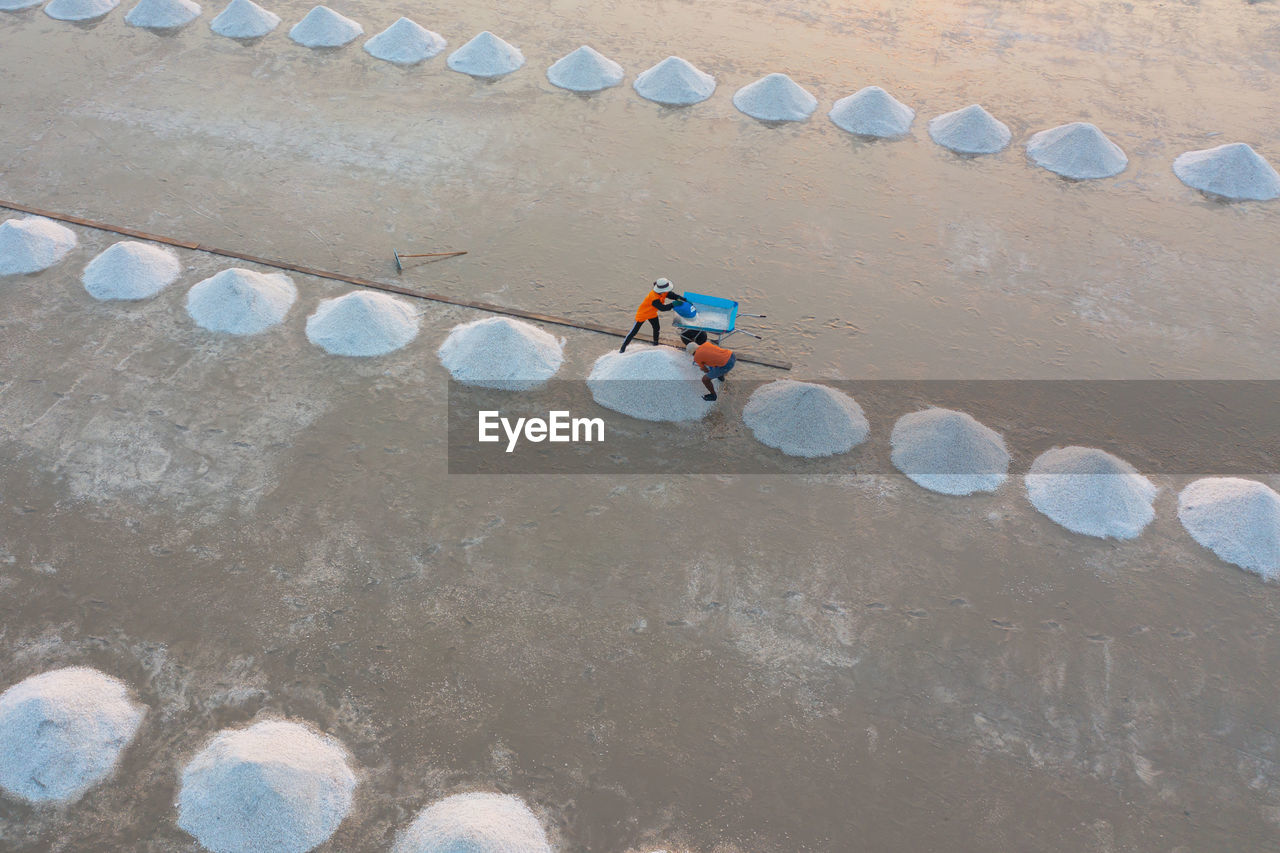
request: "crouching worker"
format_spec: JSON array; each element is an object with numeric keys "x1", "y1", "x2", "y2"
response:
[
  {"x1": 687, "y1": 335, "x2": 736, "y2": 401},
  {"x1": 620, "y1": 278, "x2": 685, "y2": 353}
]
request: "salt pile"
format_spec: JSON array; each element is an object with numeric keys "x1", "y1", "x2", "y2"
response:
[
  {"x1": 928, "y1": 104, "x2": 1011, "y2": 155},
  {"x1": 1178, "y1": 478, "x2": 1280, "y2": 579},
  {"x1": 393, "y1": 792, "x2": 552, "y2": 853},
  {"x1": 732, "y1": 73, "x2": 817, "y2": 122},
  {"x1": 289, "y1": 5, "x2": 361, "y2": 48},
  {"x1": 587, "y1": 348, "x2": 712, "y2": 422},
  {"x1": 1025, "y1": 446, "x2": 1156, "y2": 539},
  {"x1": 0, "y1": 667, "x2": 144, "y2": 804},
  {"x1": 446, "y1": 31, "x2": 524, "y2": 78},
  {"x1": 438, "y1": 316, "x2": 565, "y2": 390},
  {"x1": 547, "y1": 45, "x2": 624, "y2": 92},
  {"x1": 1026, "y1": 122, "x2": 1127, "y2": 179},
  {"x1": 633, "y1": 56, "x2": 716, "y2": 106},
  {"x1": 44, "y1": 0, "x2": 116, "y2": 19},
  {"x1": 890, "y1": 407, "x2": 1009, "y2": 495},
  {"x1": 210, "y1": 0, "x2": 278, "y2": 38},
  {"x1": 125, "y1": 0, "x2": 199, "y2": 28},
  {"x1": 186, "y1": 268, "x2": 296, "y2": 335},
  {"x1": 741, "y1": 380, "x2": 869, "y2": 458},
  {"x1": 364, "y1": 17, "x2": 445, "y2": 65},
  {"x1": 1172, "y1": 143, "x2": 1280, "y2": 201},
  {"x1": 305, "y1": 290, "x2": 418, "y2": 356},
  {"x1": 0, "y1": 0, "x2": 43, "y2": 11},
  {"x1": 0, "y1": 216, "x2": 76, "y2": 275},
  {"x1": 82, "y1": 240, "x2": 181, "y2": 301},
  {"x1": 178, "y1": 719, "x2": 356, "y2": 853},
  {"x1": 828, "y1": 86, "x2": 914, "y2": 138}
]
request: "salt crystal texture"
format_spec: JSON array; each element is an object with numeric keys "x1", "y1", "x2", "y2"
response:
[
  {"x1": 928, "y1": 104, "x2": 1011, "y2": 155},
  {"x1": 0, "y1": 667, "x2": 144, "y2": 804},
  {"x1": 1178, "y1": 477, "x2": 1280, "y2": 578},
  {"x1": 438, "y1": 316, "x2": 565, "y2": 390},
  {"x1": 289, "y1": 5, "x2": 361, "y2": 48},
  {"x1": 732, "y1": 73, "x2": 817, "y2": 122},
  {"x1": 210, "y1": 0, "x2": 278, "y2": 37},
  {"x1": 828, "y1": 86, "x2": 914, "y2": 138},
  {"x1": 186, "y1": 268, "x2": 296, "y2": 335},
  {"x1": 1025, "y1": 446, "x2": 1156, "y2": 539},
  {"x1": 1026, "y1": 122, "x2": 1127, "y2": 179},
  {"x1": 0, "y1": 0, "x2": 43, "y2": 11},
  {"x1": 1172, "y1": 143, "x2": 1280, "y2": 202},
  {"x1": 587, "y1": 348, "x2": 712, "y2": 422},
  {"x1": 44, "y1": 0, "x2": 116, "y2": 19},
  {"x1": 447, "y1": 31, "x2": 524, "y2": 77},
  {"x1": 305, "y1": 290, "x2": 418, "y2": 356},
  {"x1": 82, "y1": 240, "x2": 180, "y2": 301},
  {"x1": 742, "y1": 380, "x2": 869, "y2": 458},
  {"x1": 0, "y1": 217, "x2": 77, "y2": 275},
  {"x1": 547, "y1": 45, "x2": 624, "y2": 92},
  {"x1": 890, "y1": 407, "x2": 1009, "y2": 495},
  {"x1": 178, "y1": 719, "x2": 356, "y2": 853},
  {"x1": 364, "y1": 17, "x2": 445, "y2": 65},
  {"x1": 125, "y1": 0, "x2": 199, "y2": 28},
  {"x1": 393, "y1": 792, "x2": 552, "y2": 853},
  {"x1": 633, "y1": 56, "x2": 715, "y2": 106}
]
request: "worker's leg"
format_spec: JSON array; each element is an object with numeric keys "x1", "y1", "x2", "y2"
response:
[
  {"x1": 715, "y1": 354, "x2": 737, "y2": 384},
  {"x1": 701, "y1": 375, "x2": 716, "y2": 401},
  {"x1": 619, "y1": 322, "x2": 644, "y2": 352},
  {"x1": 648, "y1": 317, "x2": 661, "y2": 345}
]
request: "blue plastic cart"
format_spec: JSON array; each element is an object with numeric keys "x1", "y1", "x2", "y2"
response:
[{"x1": 672, "y1": 292, "x2": 765, "y2": 343}]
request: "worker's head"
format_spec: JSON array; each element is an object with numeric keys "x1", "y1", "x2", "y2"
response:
[
  {"x1": 685, "y1": 342, "x2": 699, "y2": 355},
  {"x1": 653, "y1": 278, "x2": 674, "y2": 293}
]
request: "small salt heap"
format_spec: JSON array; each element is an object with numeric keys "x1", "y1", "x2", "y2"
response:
[
  {"x1": 186, "y1": 268, "x2": 296, "y2": 335},
  {"x1": 0, "y1": 216, "x2": 77, "y2": 275},
  {"x1": 890, "y1": 407, "x2": 1009, "y2": 495},
  {"x1": 393, "y1": 792, "x2": 552, "y2": 853},
  {"x1": 1026, "y1": 122, "x2": 1127, "y2": 179},
  {"x1": 210, "y1": 0, "x2": 278, "y2": 38},
  {"x1": 125, "y1": 0, "x2": 199, "y2": 28},
  {"x1": 928, "y1": 104, "x2": 1011, "y2": 155},
  {"x1": 0, "y1": 667, "x2": 145, "y2": 805},
  {"x1": 0, "y1": 0, "x2": 43, "y2": 11},
  {"x1": 82, "y1": 240, "x2": 181, "y2": 301},
  {"x1": 742, "y1": 380, "x2": 869, "y2": 458},
  {"x1": 438, "y1": 316, "x2": 565, "y2": 390},
  {"x1": 732, "y1": 73, "x2": 817, "y2": 122},
  {"x1": 305, "y1": 290, "x2": 418, "y2": 356},
  {"x1": 446, "y1": 31, "x2": 524, "y2": 77},
  {"x1": 44, "y1": 0, "x2": 117, "y2": 19},
  {"x1": 364, "y1": 17, "x2": 445, "y2": 65},
  {"x1": 178, "y1": 719, "x2": 356, "y2": 853},
  {"x1": 1025, "y1": 446, "x2": 1156, "y2": 539},
  {"x1": 1178, "y1": 478, "x2": 1280, "y2": 578},
  {"x1": 828, "y1": 86, "x2": 914, "y2": 138},
  {"x1": 1172, "y1": 143, "x2": 1280, "y2": 202},
  {"x1": 547, "y1": 45, "x2": 624, "y2": 92},
  {"x1": 289, "y1": 5, "x2": 362, "y2": 48},
  {"x1": 633, "y1": 56, "x2": 716, "y2": 106},
  {"x1": 587, "y1": 348, "x2": 712, "y2": 422}
]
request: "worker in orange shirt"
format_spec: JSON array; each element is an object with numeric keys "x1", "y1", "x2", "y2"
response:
[
  {"x1": 620, "y1": 278, "x2": 686, "y2": 353},
  {"x1": 687, "y1": 334, "x2": 736, "y2": 401}
]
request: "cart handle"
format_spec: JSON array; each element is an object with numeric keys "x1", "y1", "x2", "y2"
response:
[{"x1": 738, "y1": 313, "x2": 766, "y2": 318}]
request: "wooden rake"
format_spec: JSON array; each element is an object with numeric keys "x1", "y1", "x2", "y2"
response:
[{"x1": 394, "y1": 248, "x2": 467, "y2": 271}]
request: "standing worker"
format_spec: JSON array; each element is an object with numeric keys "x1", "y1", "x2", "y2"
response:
[
  {"x1": 620, "y1": 278, "x2": 685, "y2": 353},
  {"x1": 687, "y1": 337, "x2": 736, "y2": 401}
]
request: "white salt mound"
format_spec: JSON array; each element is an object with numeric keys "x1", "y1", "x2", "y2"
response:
[
  {"x1": 289, "y1": 5, "x2": 361, "y2": 48},
  {"x1": 0, "y1": 0, "x2": 43, "y2": 11},
  {"x1": 364, "y1": 17, "x2": 445, "y2": 64},
  {"x1": 1026, "y1": 122, "x2": 1127, "y2": 179},
  {"x1": 633, "y1": 56, "x2": 716, "y2": 106},
  {"x1": 0, "y1": 667, "x2": 144, "y2": 805},
  {"x1": 547, "y1": 45, "x2": 624, "y2": 92},
  {"x1": 186, "y1": 268, "x2": 296, "y2": 335},
  {"x1": 82, "y1": 240, "x2": 181, "y2": 301},
  {"x1": 305, "y1": 290, "x2": 418, "y2": 356},
  {"x1": 928, "y1": 104, "x2": 1011, "y2": 155},
  {"x1": 45, "y1": 0, "x2": 116, "y2": 19},
  {"x1": 393, "y1": 792, "x2": 552, "y2": 853},
  {"x1": 0, "y1": 217, "x2": 77, "y2": 275},
  {"x1": 890, "y1": 407, "x2": 1009, "y2": 495},
  {"x1": 446, "y1": 31, "x2": 524, "y2": 77},
  {"x1": 1178, "y1": 478, "x2": 1280, "y2": 579},
  {"x1": 828, "y1": 86, "x2": 914, "y2": 138},
  {"x1": 438, "y1": 316, "x2": 565, "y2": 391},
  {"x1": 732, "y1": 73, "x2": 817, "y2": 122},
  {"x1": 1025, "y1": 446, "x2": 1156, "y2": 539},
  {"x1": 178, "y1": 719, "x2": 356, "y2": 853},
  {"x1": 1172, "y1": 143, "x2": 1280, "y2": 202},
  {"x1": 210, "y1": 0, "x2": 278, "y2": 37},
  {"x1": 587, "y1": 348, "x2": 712, "y2": 422},
  {"x1": 742, "y1": 380, "x2": 869, "y2": 458},
  {"x1": 125, "y1": 0, "x2": 199, "y2": 28}
]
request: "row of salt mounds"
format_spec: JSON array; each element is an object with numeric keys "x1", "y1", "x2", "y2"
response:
[
  {"x1": 437, "y1": 316, "x2": 565, "y2": 390},
  {"x1": 186, "y1": 268, "x2": 297, "y2": 335},
  {"x1": 1026, "y1": 122, "x2": 1127, "y2": 179},
  {"x1": 365, "y1": 17, "x2": 445, "y2": 65},
  {"x1": 733, "y1": 73, "x2": 817, "y2": 122},
  {"x1": 0, "y1": 216, "x2": 76, "y2": 275},
  {"x1": 1025, "y1": 446, "x2": 1156, "y2": 539},
  {"x1": 305, "y1": 290, "x2": 418, "y2": 356},
  {"x1": 82, "y1": 240, "x2": 181, "y2": 301},
  {"x1": 447, "y1": 31, "x2": 524, "y2": 78},
  {"x1": 210, "y1": 0, "x2": 278, "y2": 38},
  {"x1": 1178, "y1": 478, "x2": 1280, "y2": 579},
  {"x1": 587, "y1": 348, "x2": 712, "y2": 422},
  {"x1": 45, "y1": 0, "x2": 116, "y2": 19},
  {"x1": 1173, "y1": 143, "x2": 1280, "y2": 202},
  {"x1": 178, "y1": 719, "x2": 356, "y2": 853},
  {"x1": 0, "y1": 667, "x2": 144, "y2": 805},
  {"x1": 929, "y1": 104, "x2": 1011, "y2": 155},
  {"x1": 741, "y1": 380, "x2": 869, "y2": 458},
  {"x1": 828, "y1": 86, "x2": 914, "y2": 138},
  {"x1": 547, "y1": 45, "x2": 624, "y2": 92},
  {"x1": 890, "y1": 407, "x2": 1009, "y2": 495},
  {"x1": 633, "y1": 56, "x2": 715, "y2": 106},
  {"x1": 393, "y1": 792, "x2": 552, "y2": 853},
  {"x1": 125, "y1": 0, "x2": 199, "y2": 29},
  {"x1": 289, "y1": 5, "x2": 361, "y2": 48}
]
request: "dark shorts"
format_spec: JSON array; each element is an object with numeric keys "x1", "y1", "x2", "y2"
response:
[{"x1": 705, "y1": 353, "x2": 736, "y2": 380}]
